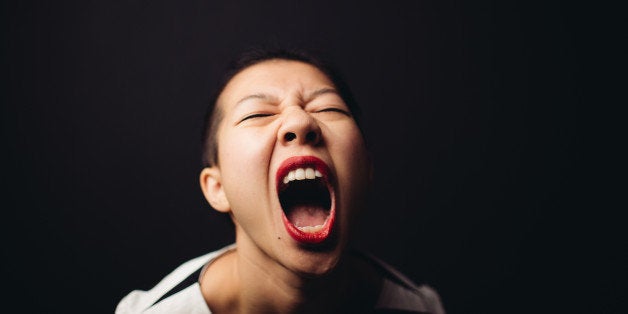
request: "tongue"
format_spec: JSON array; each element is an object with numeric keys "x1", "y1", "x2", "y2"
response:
[{"x1": 287, "y1": 205, "x2": 328, "y2": 227}]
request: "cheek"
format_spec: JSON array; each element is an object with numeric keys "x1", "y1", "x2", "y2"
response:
[
  {"x1": 330, "y1": 126, "x2": 371, "y2": 210},
  {"x1": 218, "y1": 128, "x2": 276, "y2": 209},
  {"x1": 221, "y1": 129, "x2": 262, "y2": 160},
  {"x1": 332, "y1": 126, "x2": 369, "y2": 166}
]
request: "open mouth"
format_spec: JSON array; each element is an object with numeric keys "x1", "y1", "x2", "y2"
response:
[{"x1": 276, "y1": 156, "x2": 335, "y2": 244}]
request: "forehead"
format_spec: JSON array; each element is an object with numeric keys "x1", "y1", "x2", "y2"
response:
[{"x1": 217, "y1": 60, "x2": 335, "y2": 107}]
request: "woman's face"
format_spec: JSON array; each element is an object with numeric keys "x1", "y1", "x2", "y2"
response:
[{"x1": 204, "y1": 59, "x2": 370, "y2": 276}]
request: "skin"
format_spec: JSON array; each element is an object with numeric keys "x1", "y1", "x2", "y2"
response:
[{"x1": 198, "y1": 60, "x2": 377, "y2": 313}]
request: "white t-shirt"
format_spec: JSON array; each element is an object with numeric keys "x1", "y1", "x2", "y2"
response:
[{"x1": 116, "y1": 244, "x2": 445, "y2": 313}]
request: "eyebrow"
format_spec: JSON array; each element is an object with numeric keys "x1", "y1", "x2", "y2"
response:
[
  {"x1": 304, "y1": 88, "x2": 339, "y2": 101},
  {"x1": 235, "y1": 93, "x2": 277, "y2": 107},
  {"x1": 235, "y1": 88, "x2": 339, "y2": 107}
]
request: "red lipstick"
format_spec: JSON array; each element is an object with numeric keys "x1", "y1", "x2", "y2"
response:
[{"x1": 276, "y1": 156, "x2": 335, "y2": 244}]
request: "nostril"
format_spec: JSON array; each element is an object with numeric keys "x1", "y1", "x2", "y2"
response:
[
  {"x1": 284, "y1": 132, "x2": 297, "y2": 142},
  {"x1": 305, "y1": 131, "x2": 318, "y2": 142}
]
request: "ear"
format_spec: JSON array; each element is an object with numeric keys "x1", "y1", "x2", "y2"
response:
[{"x1": 199, "y1": 167, "x2": 230, "y2": 213}]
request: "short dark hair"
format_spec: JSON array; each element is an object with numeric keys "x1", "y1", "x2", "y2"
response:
[{"x1": 200, "y1": 45, "x2": 363, "y2": 167}]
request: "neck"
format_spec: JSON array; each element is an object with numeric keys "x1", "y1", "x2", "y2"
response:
[
  {"x1": 201, "y1": 239, "x2": 381, "y2": 313},
  {"x1": 238, "y1": 239, "x2": 350, "y2": 313}
]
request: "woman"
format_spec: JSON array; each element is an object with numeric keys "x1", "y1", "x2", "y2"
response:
[{"x1": 116, "y1": 46, "x2": 445, "y2": 314}]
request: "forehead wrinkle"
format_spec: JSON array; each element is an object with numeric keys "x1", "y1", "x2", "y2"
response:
[
  {"x1": 234, "y1": 87, "x2": 337, "y2": 110},
  {"x1": 235, "y1": 93, "x2": 278, "y2": 108},
  {"x1": 304, "y1": 87, "x2": 339, "y2": 103}
]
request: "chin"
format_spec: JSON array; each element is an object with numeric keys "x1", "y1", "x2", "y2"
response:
[
  {"x1": 292, "y1": 258, "x2": 339, "y2": 278},
  {"x1": 285, "y1": 241, "x2": 346, "y2": 278}
]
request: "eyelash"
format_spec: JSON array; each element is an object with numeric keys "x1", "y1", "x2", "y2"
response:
[
  {"x1": 240, "y1": 113, "x2": 273, "y2": 122},
  {"x1": 240, "y1": 108, "x2": 350, "y2": 123},
  {"x1": 316, "y1": 108, "x2": 350, "y2": 115}
]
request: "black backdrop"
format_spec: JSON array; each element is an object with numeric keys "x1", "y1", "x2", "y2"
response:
[{"x1": 2, "y1": 1, "x2": 622, "y2": 313}]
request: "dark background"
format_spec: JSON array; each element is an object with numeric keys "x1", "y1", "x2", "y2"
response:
[{"x1": 2, "y1": 1, "x2": 623, "y2": 313}]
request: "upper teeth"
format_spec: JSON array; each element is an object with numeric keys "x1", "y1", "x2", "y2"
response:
[{"x1": 283, "y1": 168, "x2": 322, "y2": 184}]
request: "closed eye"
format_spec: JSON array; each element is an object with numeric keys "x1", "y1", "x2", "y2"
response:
[
  {"x1": 315, "y1": 108, "x2": 351, "y2": 116},
  {"x1": 239, "y1": 113, "x2": 274, "y2": 123}
]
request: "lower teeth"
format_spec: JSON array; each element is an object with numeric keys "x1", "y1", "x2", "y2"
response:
[{"x1": 297, "y1": 224, "x2": 324, "y2": 233}]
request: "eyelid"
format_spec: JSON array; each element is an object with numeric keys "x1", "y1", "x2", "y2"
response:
[
  {"x1": 238, "y1": 113, "x2": 274, "y2": 123},
  {"x1": 315, "y1": 107, "x2": 351, "y2": 116}
]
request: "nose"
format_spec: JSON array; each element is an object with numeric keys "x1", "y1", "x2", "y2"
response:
[{"x1": 279, "y1": 107, "x2": 322, "y2": 146}]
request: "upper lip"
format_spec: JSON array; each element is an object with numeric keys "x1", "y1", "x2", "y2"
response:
[{"x1": 276, "y1": 156, "x2": 332, "y2": 191}]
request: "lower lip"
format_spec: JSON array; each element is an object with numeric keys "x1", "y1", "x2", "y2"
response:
[{"x1": 281, "y1": 209, "x2": 335, "y2": 244}]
